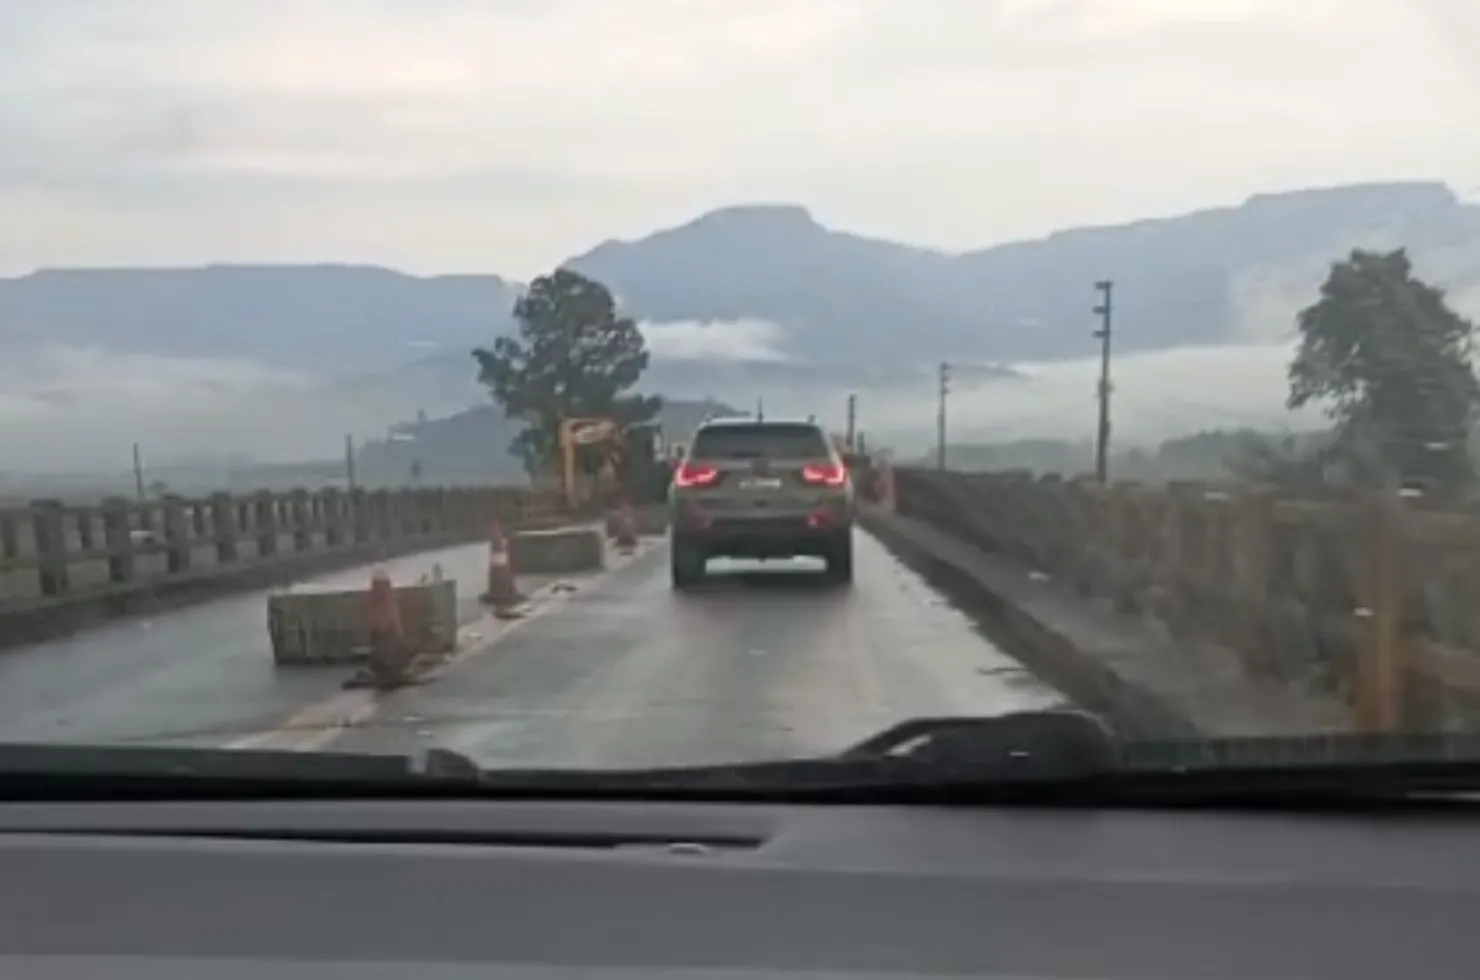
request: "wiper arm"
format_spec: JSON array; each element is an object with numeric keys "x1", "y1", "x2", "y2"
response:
[{"x1": 837, "y1": 709, "x2": 1122, "y2": 778}]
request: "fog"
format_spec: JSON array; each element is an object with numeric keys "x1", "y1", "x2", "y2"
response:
[{"x1": 0, "y1": 315, "x2": 1318, "y2": 480}]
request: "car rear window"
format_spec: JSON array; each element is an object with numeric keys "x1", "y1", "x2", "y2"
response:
[{"x1": 689, "y1": 423, "x2": 832, "y2": 460}]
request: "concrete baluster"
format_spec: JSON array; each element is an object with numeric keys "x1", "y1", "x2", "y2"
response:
[
  {"x1": 101, "y1": 497, "x2": 137, "y2": 585},
  {"x1": 290, "y1": 488, "x2": 312, "y2": 552},
  {"x1": 210, "y1": 493, "x2": 238, "y2": 564},
  {"x1": 29, "y1": 499, "x2": 69, "y2": 597},
  {"x1": 254, "y1": 490, "x2": 278, "y2": 558},
  {"x1": 161, "y1": 494, "x2": 191, "y2": 575}
]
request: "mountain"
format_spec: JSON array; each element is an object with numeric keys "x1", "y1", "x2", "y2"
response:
[
  {"x1": 6, "y1": 180, "x2": 1480, "y2": 472},
  {"x1": 566, "y1": 203, "x2": 979, "y2": 366},
  {"x1": 566, "y1": 182, "x2": 1480, "y2": 364},
  {"x1": 6, "y1": 181, "x2": 1479, "y2": 375},
  {"x1": 0, "y1": 264, "x2": 520, "y2": 375}
]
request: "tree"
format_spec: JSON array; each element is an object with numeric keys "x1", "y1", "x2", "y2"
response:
[
  {"x1": 473, "y1": 268, "x2": 661, "y2": 478},
  {"x1": 1286, "y1": 248, "x2": 1480, "y2": 496},
  {"x1": 1229, "y1": 434, "x2": 1339, "y2": 495}
]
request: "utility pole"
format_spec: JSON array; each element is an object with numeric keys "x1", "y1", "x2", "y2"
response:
[
  {"x1": 1092, "y1": 279, "x2": 1114, "y2": 483},
  {"x1": 344, "y1": 434, "x2": 357, "y2": 490},
  {"x1": 937, "y1": 361, "x2": 950, "y2": 470},
  {"x1": 132, "y1": 442, "x2": 145, "y2": 501},
  {"x1": 845, "y1": 393, "x2": 857, "y2": 451}
]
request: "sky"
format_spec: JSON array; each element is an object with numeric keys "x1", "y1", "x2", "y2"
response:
[
  {"x1": 4, "y1": 0, "x2": 1480, "y2": 278},
  {"x1": 3, "y1": 0, "x2": 1480, "y2": 473}
]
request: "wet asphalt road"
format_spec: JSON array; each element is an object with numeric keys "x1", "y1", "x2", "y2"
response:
[
  {"x1": 0, "y1": 530, "x2": 1066, "y2": 763},
  {"x1": 322, "y1": 532, "x2": 1067, "y2": 769},
  {"x1": 0, "y1": 540, "x2": 544, "y2": 747}
]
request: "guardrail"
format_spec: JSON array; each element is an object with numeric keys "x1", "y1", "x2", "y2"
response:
[
  {"x1": 0, "y1": 485, "x2": 565, "y2": 647},
  {"x1": 889, "y1": 466, "x2": 1480, "y2": 733}
]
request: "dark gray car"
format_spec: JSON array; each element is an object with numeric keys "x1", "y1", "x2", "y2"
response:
[{"x1": 667, "y1": 418, "x2": 855, "y2": 588}]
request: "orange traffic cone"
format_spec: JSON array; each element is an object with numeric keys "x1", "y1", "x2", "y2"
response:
[
  {"x1": 614, "y1": 502, "x2": 638, "y2": 554},
  {"x1": 478, "y1": 521, "x2": 525, "y2": 618}
]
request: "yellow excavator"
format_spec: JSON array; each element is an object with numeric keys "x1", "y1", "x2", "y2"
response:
[{"x1": 555, "y1": 417, "x2": 670, "y2": 512}]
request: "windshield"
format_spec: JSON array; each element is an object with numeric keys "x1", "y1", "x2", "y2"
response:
[
  {"x1": 690, "y1": 424, "x2": 833, "y2": 460},
  {"x1": 2, "y1": 3, "x2": 1478, "y2": 787}
]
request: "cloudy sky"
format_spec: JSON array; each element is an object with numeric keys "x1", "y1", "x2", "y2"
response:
[
  {"x1": 5, "y1": 0, "x2": 1480, "y2": 278},
  {"x1": 4, "y1": 0, "x2": 1480, "y2": 473}
]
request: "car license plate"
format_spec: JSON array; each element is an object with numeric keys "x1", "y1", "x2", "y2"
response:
[{"x1": 740, "y1": 477, "x2": 782, "y2": 489}]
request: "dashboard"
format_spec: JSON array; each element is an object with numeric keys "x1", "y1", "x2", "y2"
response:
[{"x1": 0, "y1": 797, "x2": 1473, "y2": 979}]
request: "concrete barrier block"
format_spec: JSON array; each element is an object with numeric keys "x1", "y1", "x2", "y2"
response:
[
  {"x1": 510, "y1": 528, "x2": 605, "y2": 575},
  {"x1": 267, "y1": 579, "x2": 457, "y2": 666}
]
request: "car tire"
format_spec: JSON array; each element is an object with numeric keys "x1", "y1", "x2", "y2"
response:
[
  {"x1": 824, "y1": 531, "x2": 853, "y2": 585},
  {"x1": 670, "y1": 538, "x2": 706, "y2": 590}
]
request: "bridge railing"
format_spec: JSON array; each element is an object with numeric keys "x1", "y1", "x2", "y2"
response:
[
  {"x1": 0, "y1": 484, "x2": 565, "y2": 613},
  {"x1": 890, "y1": 466, "x2": 1480, "y2": 733}
]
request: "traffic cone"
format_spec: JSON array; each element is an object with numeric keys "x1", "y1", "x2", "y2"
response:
[
  {"x1": 614, "y1": 502, "x2": 638, "y2": 554},
  {"x1": 365, "y1": 569, "x2": 411, "y2": 688},
  {"x1": 478, "y1": 521, "x2": 525, "y2": 619}
]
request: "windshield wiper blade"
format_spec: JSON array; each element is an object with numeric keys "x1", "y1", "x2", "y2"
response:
[
  {"x1": 0, "y1": 742, "x2": 482, "y2": 796},
  {"x1": 1124, "y1": 731, "x2": 1480, "y2": 772},
  {"x1": 460, "y1": 711, "x2": 1127, "y2": 797},
  {"x1": 1107, "y1": 733, "x2": 1480, "y2": 803}
]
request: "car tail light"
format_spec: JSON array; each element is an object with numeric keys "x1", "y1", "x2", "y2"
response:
[
  {"x1": 801, "y1": 462, "x2": 848, "y2": 487},
  {"x1": 674, "y1": 462, "x2": 720, "y2": 488}
]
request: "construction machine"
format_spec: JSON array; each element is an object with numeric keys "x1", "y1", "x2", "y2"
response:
[{"x1": 556, "y1": 417, "x2": 671, "y2": 512}]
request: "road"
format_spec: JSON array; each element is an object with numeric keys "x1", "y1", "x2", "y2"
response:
[
  {"x1": 320, "y1": 533, "x2": 1067, "y2": 768},
  {"x1": 0, "y1": 540, "x2": 550, "y2": 748},
  {"x1": 0, "y1": 530, "x2": 1067, "y2": 767}
]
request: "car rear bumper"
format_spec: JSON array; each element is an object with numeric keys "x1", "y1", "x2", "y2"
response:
[{"x1": 671, "y1": 513, "x2": 852, "y2": 559}]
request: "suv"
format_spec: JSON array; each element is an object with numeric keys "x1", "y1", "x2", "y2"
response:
[{"x1": 667, "y1": 418, "x2": 855, "y2": 589}]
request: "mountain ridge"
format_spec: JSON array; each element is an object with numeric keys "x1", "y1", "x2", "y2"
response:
[
  {"x1": 6, "y1": 179, "x2": 1480, "y2": 472},
  {"x1": 5, "y1": 179, "x2": 1475, "y2": 370}
]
